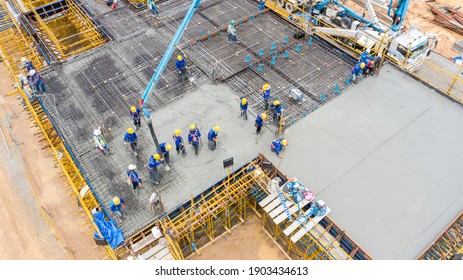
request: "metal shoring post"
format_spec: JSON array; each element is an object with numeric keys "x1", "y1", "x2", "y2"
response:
[{"x1": 446, "y1": 62, "x2": 463, "y2": 97}]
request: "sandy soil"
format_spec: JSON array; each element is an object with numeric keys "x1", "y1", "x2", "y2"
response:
[
  {"x1": 347, "y1": 0, "x2": 463, "y2": 57},
  {"x1": 189, "y1": 215, "x2": 289, "y2": 260},
  {"x1": 0, "y1": 62, "x2": 106, "y2": 259}
]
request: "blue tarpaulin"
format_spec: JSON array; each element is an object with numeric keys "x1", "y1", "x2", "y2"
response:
[{"x1": 93, "y1": 212, "x2": 124, "y2": 249}]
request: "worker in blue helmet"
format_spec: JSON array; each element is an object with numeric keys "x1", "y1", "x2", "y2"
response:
[{"x1": 227, "y1": 20, "x2": 237, "y2": 42}]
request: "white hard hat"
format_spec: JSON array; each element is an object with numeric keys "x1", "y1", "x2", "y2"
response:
[
  {"x1": 29, "y1": 69, "x2": 36, "y2": 76},
  {"x1": 128, "y1": 164, "x2": 136, "y2": 170},
  {"x1": 21, "y1": 57, "x2": 27, "y2": 62},
  {"x1": 366, "y1": 48, "x2": 371, "y2": 53},
  {"x1": 317, "y1": 200, "x2": 325, "y2": 207},
  {"x1": 93, "y1": 129, "x2": 101, "y2": 136}
]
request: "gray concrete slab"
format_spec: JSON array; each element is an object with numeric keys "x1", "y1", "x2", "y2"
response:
[{"x1": 267, "y1": 64, "x2": 463, "y2": 259}]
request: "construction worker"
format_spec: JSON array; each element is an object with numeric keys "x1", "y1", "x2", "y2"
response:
[
  {"x1": 227, "y1": 20, "x2": 237, "y2": 42},
  {"x1": 28, "y1": 69, "x2": 46, "y2": 93},
  {"x1": 130, "y1": 106, "x2": 142, "y2": 130},
  {"x1": 158, "y1": 142, "x2": 172, "y2": 166},
  {"x1": 271, "y1": 138, "x2": 288, "y2": 159},
  {"x1": 176, "y1": 55, "x2": 190, "y2": 82},
  {"x1": 351, "y1": 62, "x2": 365, "y2": 83},
  {"x1": 94, "y1": 126, "x2": 110, "y2": 155},
  {"x1": 149, "y1": 192, "x2": 162, "y2": 212},
  {"x1": 240, "y1": 97, "x2": 248, "y2": 120},
  {"x1": 16, "y1": 73, "x2": 33, "y2": 99},
  {"x1": 261, "y1": 84, "x2": 271, "y2": 110},
  {"x1": 255, "y1": 113, "x2": 267, "y2": 134},
  {"x1": 110, "y1": 196, "x2": 125, "y2": 222},
  {"x1": 173, "y1": 129, "x2": 186, "y2": 156},
  {"x1": 124, "y1": 127, "x2": 139, "y2": 156},
  {"x1": 147, "y1": 0, "x2": 159, "y2": 16},
  {"x1": 271, "y1": 100, "x2": 282, "y2": 124},
  {"x1": 207, "y1": 126, "x2": 220, "y2": 151},
  {"x1": 146, "y1": 153, "x2": 163, "y2": 185},
  {"x1": 364, "y1": 59, "x2": 374, "y2": 75},
  {"x1": 359, "y1": 48, "x2": 371, "y2": 63},
  {"x1": 21, "y1": 57, "x2": 35, "y2": 71},
  {"x1": 258, "y1": 0, "x2": 266, "y2": 10},
  {"x1": 187, "y1": 124, "x2": 201, "y2": 156},
  {"x1": 127, "y1": 164, "x2": 142, "y2": 194}
]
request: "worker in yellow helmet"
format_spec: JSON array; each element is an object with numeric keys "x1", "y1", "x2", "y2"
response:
[
  {"x1": 110, "y1": 196, "x2": 126, "y2": 222},
  {"x1": 271, "y1": 138, "x2": 288, "y2": 159},
  {"x1": 271, "y1": 100, "x2": 282, "y2": 124},
  {"x1": 255, "y1": 112, "x2": 267, "y2": 134},
  {"x1": 207, "y1": 126, "x2": 220, "y2": 151},
  {"x1": 175, "y1": 55, "x2": 190, "y2": 82},
  {"x1": 261, "y1": 84, "x2": 271, "y2": 110},
  {"x1": 158, "y1": 142, "x2": 172, "y2": 167},
  {"x1": 124, "y1": 127, "x2": 139, "y2": 156},
  {"x1": 188, "y1": 124, "x2": 202, "y2": 156},
  {"x1": 146, "y1": 153, "x2": 163, "y2": 186},
  {"x1": 130, "y1": 106, "x2": 142, "y2": 130},
  {"x1": 240, "y1": 96, "x2": 248, "y2": 121},
  {"x1": 172, "y1": 129, "x2": 186, "y2": 156}
]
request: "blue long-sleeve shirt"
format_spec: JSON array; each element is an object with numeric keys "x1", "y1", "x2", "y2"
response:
[
  {"x1": 124, "y1": 132, "x2": 138, "y2": 143},
  {"x1": 255, "y1": 114, "x2": 264, "y2": 127},
  {"x1": 240, "y1": 97, "x2": 248, "y2": 110},
  {"x1": 273, "y1": 105, "x2": 282, "y2": 115},
  {"x1": 262, "y1": 89, "x2": 270, "y2": 100},
  {"x1": 271, "y1": 139, "x2": 284, "y2": 155},
  {"x1": 130, "y1": 107, "x2": 141, "y2": 120},
  {"x1": 173, "y1": 135, "x2": 184, "y2": 148},
  {"x1": 25, "y1": 61, "x2": 35, "y2": 71},
  {"x1": 127, "y1": 170, "x2": 140, "y2": 183},
  {"x1": 159, "y1": 143, "x2": 169, "y2": 155},
  {"x1": 147, "y1": 155, "x2": 162, "y2": 171},
  {"x1": 176, "y1": 59, "x2": 186, "y2": 70},
  {"x1": 188, "y1": 129, "x2": 201, "y2": 144},
  {"x1": 351, "y1": 63, "x2": 361, "y2": 75},
  {"x1": 29, "y1": 72, "x2": 42, "y2": 86},
  {"x1": 208, "y1": 129, "x2": 218, "y2": 140},
  {"x1": 359, "y1": 51, "x2": 371, "y2": 63},
  {"x1": 110, "y1": 198, "x2": 125, "y2": 213}
]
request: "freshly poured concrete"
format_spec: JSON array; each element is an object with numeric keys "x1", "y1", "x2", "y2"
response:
[{"x1": 266, "y1": 64, "x2": 463, "y2": 259}]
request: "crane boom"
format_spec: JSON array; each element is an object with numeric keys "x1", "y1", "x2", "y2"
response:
[{"x1": 388, "y1": 0, "x2": 410, "y2": 32}]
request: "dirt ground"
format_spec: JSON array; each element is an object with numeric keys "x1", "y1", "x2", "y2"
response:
[
  {"x1": 347, "y1": 0, "x2": 463, "y2": 57},
  {"x1": 189, "y1": 215, "x2": 289, "y2": 260},
  {"x1": 0, "y1": 62, "x2": 106, "y2": 259}
]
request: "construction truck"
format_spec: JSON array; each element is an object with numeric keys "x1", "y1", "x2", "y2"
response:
[{"x1": 272, "y1": 0, "x2": 437, "y2": 71}]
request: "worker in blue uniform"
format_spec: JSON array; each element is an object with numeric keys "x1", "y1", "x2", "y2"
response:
[
  {"x1": 261, "y1": 83, "x2": 271, "y2": 110},
  {"x1": 21, "y1": 57, "x2": 35, "y2": 71},
  {"x1": 146, "y1": 154, "x2": 163, "y2": 185},
  {"x1": 271, "y1": 100, "x2": 282, "y2": 124},
  {"x1": 127, "y1": 164, "x2": 142, "y2": 194},
  {"x1": 351, "y1": 62, "x2": 365, "y2": 83},
  {"x1": 124, "y1": 127, "x2": 139, "y2": 156},
  {"x1": 227, "y1": 20, "x2": 237, "y2": 42},
  {"x1": 130, "y1": 106, "x2": 142, "y2": 130},
  {"x1": 110, "y1": 196, "x2": 125, "y2": 222},
  {"x1": 358, "y1": 48, "x2": 371, "y2": 63},
  {"x1": 173, "y1": 129, "x2": 186, "y2": 156},
  {"x1": 147, "y1": 0, "x2": 159, "y2": 16},
  {"x1": 187, "y1": 124, "x2": 201, "y2": 156},
  {"x1": 240, "y1": 97, "x2": 248, "y2": 120},
  {"x1": 176, "y1": 55, "x2": 190, "y2": 81},
  {"x1": 271, "y1": 138, "x2": 288, "y2": 159},
  {"x1": 207, "y1": 125, "x2": 220, "y2": 151},
  {"x1": 158, "y1": 142, "x2": 172, "y2": 166},
  {"x1": 255, "y1": 113, "x2": 267, "y2": 134},
  {"x1": 28, "y1": 69, "x2": 46, "y2": 93}
]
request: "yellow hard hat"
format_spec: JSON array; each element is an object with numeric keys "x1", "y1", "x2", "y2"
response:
[
  {"x1": 261, "y1": 113, "x2": 267, "y2": 120},
  {"x1": 189, "y1": 124, "x2": 196, "y2": 130},
  {"x1": 127, "y1": 127, "x2": 135, "y2": 134},
  {"x1": 130, "y1": 106, "x2": 136, "y2": 112},
  {"x1": 177, "y1": 55, "x2": 182, "y2": 61},
  {"x1": 370, "y1": 61, "x2": 375, "y2": 66},
  {"x1": 273, "y1": 100, "x2": 280, "y2": 106},
  {"x1": 113, "y1": 196, "x2": 121, "y2": 205},
  {"x1": 213, "y1": 125, "x2": 221, "y2": 133},
  {"x1": 281, "y1": 139, "x2": 288, "y2": 146},
  {"x1": 360, "y1": 62, "x2": 366, "y2": 68},
  {"x1": 263, "y1": 84, "x2": 270, "y2": 90},
  {"x1": 153, "y1": 153, "x2": 161, "y2": 160},
  {"x1": 241, "y1": 98, "x2": 247, "y2": 105},
  {"x1": 174, "y1": 129, "x2": 181, "y2": 136},
  {"x1": 165, "y1": 144, "x2": 172, "y2": 151}
]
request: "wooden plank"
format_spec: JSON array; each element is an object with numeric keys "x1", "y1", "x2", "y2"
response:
[
  {"x1": 273, "y1": 199, "x2": 310, "y2": 225},
  {"x1": 283, "y1": 217, "x2": 306, "y2": 236},
  {"x1": 258, "y1": 192, "x2": 277, "y2": 208},
  {"x1": 290, "y1": 207, "x2": 331, "y2": 243},
  {"x1": 269, "y1": 200, "x2": 293, "y2": 218},
  {"x1": 263, "y1": 197, "x2": 282, "y2": 213},
  {"x1": 132, "y1": 233, "x2": 156, "y2": 253}
]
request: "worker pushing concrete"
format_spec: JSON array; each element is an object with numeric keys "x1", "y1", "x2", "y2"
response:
[
  {"x1": 110, "y1": 196, "x2": 125, "y2": 222},
  {"x1": 240, "y1": 97, "x2": 248, "y2": 121},
  {"x1": 255, "y1": 113, "x2": 267, "y2": 134},
  {"x1": 94, "y1": 126, "x2": 111, "y2": 155},
  {"x1": 173, "y1": 129, "x2": 186, "y2": 156},
  {"x1": 158, "y1": 142, "x2": 172, "y2": 167},
  {"x1": 28, "y1": 69, "x2": 46, "y2": 94},
  {"x1": 207, "y1": 125, "x2": 220, "y2": 151},
  {"x1": 350, "y1": 62, "x2": 365, "y2": 83},
  {"x1": 176, "y1": 55, "x2": 190, "y2": 82},
  {"x1": 271, "y1": 100, "x2": 282, "y2": 124},
  {"x1": 130, "y1": 106, "x2": 142, "y2": 130},
  {"x1": 227, "y1": 20, "x2": 237, "y2": 42},
  {"x1": 147, "y1": 0, "x2": 159, "y2": 16},
  {"x1": 187, "y1": 124, "x2": 201, "y2": 156},
  {"x1": 261, "y1": 84, "x2": 271, "y2": 110},
  {"x1": 146, "y1": 153, "x2": 163, "y2": 186},
  {"x1": 21, "y1": 57, "x2": 35, "y2": 71},
  {"x1": 124, "y1": 127, "x2": 139, "y2": 156},
  {"x1": 271, "y1": 138, "x2": 288, "y2": 159},
  {"x1": 127, "y1": 164, "x2": 143, "y2": 194}
]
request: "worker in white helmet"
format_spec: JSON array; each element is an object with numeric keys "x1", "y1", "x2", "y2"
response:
[
  {"x1": 93, "y1": 126, "x2": 110, "y2": 155},
  {"x1": 21, "y1": 57, "x2": 35, "y2": 71},
  {"x1": 28, "y1": 69, "x2": 46, "y2": 93}
]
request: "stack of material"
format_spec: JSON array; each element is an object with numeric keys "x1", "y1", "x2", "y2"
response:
[{"x1": 430, "y1": 5, "x2": 463, "y2": 35}]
